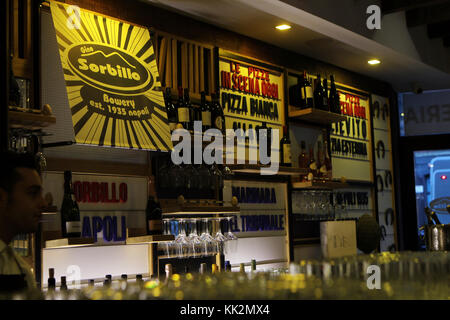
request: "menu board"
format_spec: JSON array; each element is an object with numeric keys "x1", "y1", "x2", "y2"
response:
[
  {"x1": 50, "y1": 1, "x2": 172, "y2": 151},
  {"x1": 330, "y1": 90, "x2": 372, "y2": 182},
  {"x1": 218, "y1": 50, "x2": 285, "y2": 162}
]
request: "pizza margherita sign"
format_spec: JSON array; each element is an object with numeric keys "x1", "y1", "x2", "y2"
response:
[{"x1": 50, "y1": 1, "x2": 172, "y2": 151}]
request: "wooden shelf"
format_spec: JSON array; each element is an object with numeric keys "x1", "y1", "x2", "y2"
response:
[
  {"x1": 9, "y1": 110, "x2": 56, "y2": 130},
  {"x1": 44, "y1": 237, "x2": 95, "y2": 249},
  {"x1": 230, "y1": 164, "x2": 308, "y2": 176},
  {"x1": 289, "y1": 107, "x2": 346, "y2": 125},
  {"x1": 126, "y1": 234, "x2": 174, "y2": 244},
  {"x1": 292, "y1": 179, "x2": 373, "y2": 190}
]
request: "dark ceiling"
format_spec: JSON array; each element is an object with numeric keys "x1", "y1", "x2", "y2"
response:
[{"x1": 382, "y1": 0, "x2": 450, "y2": 47}]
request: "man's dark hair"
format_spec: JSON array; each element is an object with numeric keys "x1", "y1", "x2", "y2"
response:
[{"x1": 0, "y1": 151, "x2": 40, "y2": 193}]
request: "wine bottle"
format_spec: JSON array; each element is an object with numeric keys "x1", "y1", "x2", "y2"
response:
[
  {"x1": 318, "y1": 141, "x2": 326, "y2": 178},
  {"x1": 322, "y1": 78, "x2": 329, "y2": 112},
  {"x1": 9, "y1": 54, "x2": 21, "y2": 107},
  {"x1": 165, "y1": 88, "x2": 177, "y2": 132},
  {"x1": 314, "y1": 75, "x2": 325, "y2": 110},
  {"x1": 88, "y1": 279, "x2": 95, "y2": 287},
  {"x1": 224, "y1": 260, "x2": 231, "y2": 272},
  {"x1": 145, "y1": 196, "x2": 162, "y2": 235},
  {"x1": 280, "y1": 126, "x2": 292, "y2": 167},
  {"x1": 239, "y1": 263, "x2": 245, "y2": 273},
  {"x1": 136, "y1": 275, "x2": 143, "y2": 284},
  {"x1": 308, "y1": 145, "x2": 316, "y2": 181},
  {"x1": 48, "y1": 268, "x2": 56, "y2": 291},
  {"x1": 184, "y1": 88, "x2": 195, "y2": 131},
  {"x1": 60, "y1": 276, "x2": 68, "y2": 291},
  {"x1": 177, "y1": 87, "x2": 190, "y2": 130},
  {"x1": 60, "y1": 171, "x2": 81, "y2": 238},
  {"x1": 211, "y1": 93, "x2": 225, "y2": 133},
  {"x1": 251, "y1": 259, "x2": 257, "y2": 272},
  {"x1": 301, "y1": 71, "x2": 314, "y2": 109},
  {"x1": 323, "y1": 139, "x2": 333, "y2": 180},
  {"x1": 121, "y1": 274, "x2": 128, "y2": 281},
  {"x1": 200, "y1": 91, "x2": 212, "y2": 132},
  {"x1": 329, "y1": 75, "x2": 341, "y2": 114}
]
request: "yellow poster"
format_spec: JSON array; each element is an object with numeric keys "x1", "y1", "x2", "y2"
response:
[{"x1": 50, "y1": 1, "x2": 172, "y2": 151}]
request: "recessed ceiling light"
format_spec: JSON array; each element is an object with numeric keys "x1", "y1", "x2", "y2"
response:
[
  {"x1": 368, "y1": 59, "x2": 381, "y2": 65},
  {"x1": 276, "y1": 24, "x2": 291, "y2": 31}
]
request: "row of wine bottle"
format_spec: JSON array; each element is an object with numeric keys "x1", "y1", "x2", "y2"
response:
[
  {"x1": 289, "y1": 71, "x2": 341, "y2": 113},
  {"x1": 165, "y1": 88, "x2": 225, "y2": 133}
]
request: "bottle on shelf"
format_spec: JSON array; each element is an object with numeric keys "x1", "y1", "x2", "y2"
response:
[
  {"x1": 177, "y1": 87, "x2": 190, "y2": 130},
  {"x1": 313, "y1": 75, "x2": 324, "y2": 110},
  {"x1": 239, "y1": 263, "x2": 245, "y2": 273},
  {"x1": 317, "y1": 141, "x2": 326, "y2": 178},
  {"x1": 200, "y1": 91, "x2": 212, "y2": 132},
  {"x1": 307, "y1": 145, "x2": 316, "y2": 181},
  {"x1": 251, "y1": 259, "x2": 257, "y2": 272},
  {"x1": 60, "y1": 171, "x2": 81, "y2": 238},
  {"x1": 260, "y1": 122, "x2": 272, "y2": 157},
  {"x1": 121, "y1": 274, "x2": 128, "y2": 281},
  {"x1": 88, "y1": 279, "x2": 95, "y2": 287},
  {"x1": 328, "y1": 75, "x2": 341, "y2": 114},
  {"x1": 322, "y1": 78, "x2": 329, "y2": 112},
  {"x1": 280, "y1": 126, "x2": 292, "y2": 167},
  {"x1": 136, "y1": 275, "x2": 143, "y2": 284},
  {"x1": 200, "y1": 263, "x2": 207, "y2": 274},
  {"x1": 211, "y1": 93, "x2": 225, "y2": 133},
  {"x1": 60, "y1": 276, "x2": 68, "y2": 291},
  {"x1": 48, "y1": 268, "x2": 56, "y2": 291},
  {"x1": 104, "y1": 274, "x2": 112, "y2": 287},
  {"x1": 145, "y1": 196, "x2": 163, "y2": 235},
  {"x1": 323, "y1": 138, "x2": 333, "y2": 180},
  {"x1": 298, "y1": 141, "x2": 309, "y2": 181},
  {"x1": 165, "y1": 264, "x2": 172, "y2": 284},
  {"x1": 184, "y1": 88, "x2": 195, "y2": 131},
  {"x1": 224, "y1": 260, "x2": 231, "y2": 272},
  {"x1": 165, "y1": 87, "x2": 178, "y2": 132},
  {"x1": 301, "y1": 71, "x2": 314, "y2": 109},
  {"x1": 211, "y1": 264, "x2": 217, "y2": 274},
  {"x1": 9, "y1": 54, "x2": 21, "y2": 107}
]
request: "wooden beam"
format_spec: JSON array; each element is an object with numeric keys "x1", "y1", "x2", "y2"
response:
[
  {"x1": 406, "y1": 2, "x2": 450, "y2": 27},
  {"x1": 382, "y1": 0, "x2": 450, "y2": 14}
]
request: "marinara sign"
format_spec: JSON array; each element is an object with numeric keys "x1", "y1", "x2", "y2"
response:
[
  {"x1": 50, "y1": 1, "x2": 172, "y2": 151},
  {"x1": 219, "y1": 54, "x2": 284, "y2": 134}
]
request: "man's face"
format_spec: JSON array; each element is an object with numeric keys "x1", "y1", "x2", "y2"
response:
[{"x1": 1, "y1": 168, "x2": 45, "y2": 234}]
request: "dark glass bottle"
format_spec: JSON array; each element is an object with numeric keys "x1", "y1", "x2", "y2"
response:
[
  {"x1": 200, "y1": 91, "x2": 212, "y2": 132},
  {"x1": 165, "y1": 88, "x2": 177, "y2": 132},
  {"x1": 48, "y1": 268, "x2": 56, "y2": 291},
  {"x1": 184, "y1": 88, "x2": 194, "y2": 131},
  {"x1": 301, "y1": 71, "x2": 314, "y2": 109},
  {"x1": 308, "y1": 145, "x2": 316, "y2": 181},
  {"x1": 145, "y1": 196, "x2": 163, "y2": 235},
  {"x1": 314, "y1": 75, "x2": 325, "y2": 110},
  {"x1": 322, "y1": 78, "x2": 329, "y2": 111},
  {"x1": 280, "y1": 126, "x2": 292, "y2": 167},
  {"x1": 60, "y1": 276, "x2": 68, "y2": 291},
  {"x1": 9, "y1": 55, "x2": 21, "y2": 107},
  {"x1": 177, "y1": 87, "x2": 190, "y2": 130},
  {"x1": 60, "y1": 171, "x2": 81, "y2": 238},
  {"x1": 329, "y1": 75, "x2": 341, "y2": 114},
  {"x1": 211, "y1": 93, "x2": 225, "y2": 133}
]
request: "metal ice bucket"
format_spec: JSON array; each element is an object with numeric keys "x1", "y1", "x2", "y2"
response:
[{"x1": 424, "y1": 224, "x2": 450, "y2": 251}]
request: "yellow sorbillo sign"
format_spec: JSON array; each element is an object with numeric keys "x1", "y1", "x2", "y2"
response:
[{"x1": 50, "y1": 1, "x2": 172, "y2": 151}]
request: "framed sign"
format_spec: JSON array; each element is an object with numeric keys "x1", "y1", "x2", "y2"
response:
[
  {"x1": 218, "y1": 50, "x2": 285, "y2": 161},
  {"x1": 50, "y1": 1, "x2": 172, "y2": 151},
  {"x1": 330, "y1": 88, "x2": 372, "y2": 182}
]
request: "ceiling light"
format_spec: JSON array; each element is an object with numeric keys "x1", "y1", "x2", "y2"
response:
[
  {"x1": 276, "y1": 24, "x2": 291, "y2": 31},
  {"x1": 368, "y1": 59, "x2": 381, "y2": 65}
]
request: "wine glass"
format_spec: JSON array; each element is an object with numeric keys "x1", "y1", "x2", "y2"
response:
[
  {"x1": 199, "y1": 218, "x2": 218, "y2": 256},
  {"x1": 187, "y1": 218, "x2": 202, "y2": 257},
  {"x1": 175, "y1": 218, "x2": 190, "y2": 258},
  {"x1": 213, "y1": 218, "x2": 228, "y2": 255},
  {"x1": 224, "y1": 216, "x2": 238, "y2": 254}
]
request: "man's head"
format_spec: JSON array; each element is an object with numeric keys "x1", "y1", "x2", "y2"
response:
[{"x1": 0, "y1": 151, "x2": 45, "y2": 242}]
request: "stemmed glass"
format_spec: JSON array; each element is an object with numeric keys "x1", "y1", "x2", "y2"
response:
[
  {"x1": 213, "y1": 218, "x2": 228, "y2": 254},
  {"x1": 224, "y1": 216, "x2": 238, "y2": 254},
  {"x1": 187, "y1": 218, "x2": 202, "y2": 257},
  {"x1": 175, "y1": 218, "x2": 190, "y2": 258},
  {"x1": 199, "y1": 218, "x2": 218, "y2": 256}
]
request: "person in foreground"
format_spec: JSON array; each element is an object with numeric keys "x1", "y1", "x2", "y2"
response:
[{"x1": 0, "y1": 151, "x2": 46, "y2": 292}]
